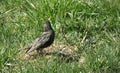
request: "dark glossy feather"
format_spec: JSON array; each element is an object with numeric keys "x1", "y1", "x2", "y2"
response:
[{"x1": 25, "y1": 20, "x2": 55, "y2": 54}]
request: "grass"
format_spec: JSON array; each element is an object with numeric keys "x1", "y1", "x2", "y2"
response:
[{"x1": 0, "y1": 0, "x2": 120, "y2": 73}]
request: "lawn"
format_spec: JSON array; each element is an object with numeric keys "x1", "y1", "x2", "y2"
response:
[{"x1": 0, "y1": 0, "x2": 120, "y2": 73}]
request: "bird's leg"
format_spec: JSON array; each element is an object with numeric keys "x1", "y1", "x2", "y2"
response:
[
  {"x1": 24, "y1": 53, "x2": 31, "y2": 60},
  {"x1": 36, "y1": 50, "x2": 41, "y2": 56}
]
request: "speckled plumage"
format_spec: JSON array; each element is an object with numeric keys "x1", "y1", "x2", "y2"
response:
[{"x1": 25, "y1": 20, "x2": 55, "y2": 55}]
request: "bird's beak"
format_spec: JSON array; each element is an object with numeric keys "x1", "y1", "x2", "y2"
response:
[{"x1": 48, "y1": 17, "x2": 51, "y2": 21}]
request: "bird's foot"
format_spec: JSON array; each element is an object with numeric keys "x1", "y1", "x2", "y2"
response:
[{"x1": 24, "y1": 54, "x2": 31, "y2": 60}]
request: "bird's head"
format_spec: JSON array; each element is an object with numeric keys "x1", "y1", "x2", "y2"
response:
[{"x1": 44, "y1": 18, "x2": 53, "y2": 31}]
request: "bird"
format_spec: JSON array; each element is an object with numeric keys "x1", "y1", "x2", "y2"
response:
[{"x1": 23, "y1": 19, "x2": 55, "y2": 58}]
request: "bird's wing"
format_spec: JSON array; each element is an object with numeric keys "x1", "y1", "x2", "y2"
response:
[{"x1": 26, "y1": 32, "x2": 51, "y2": 54}]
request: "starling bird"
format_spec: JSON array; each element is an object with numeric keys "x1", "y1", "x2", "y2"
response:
[{"x1": 24, "y1": 19, "x2": 55, "y2": 56}]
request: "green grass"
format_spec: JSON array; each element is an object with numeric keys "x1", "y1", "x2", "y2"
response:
[{"x1": 0, "y1": 0, "x2": 120, "y2": 73}]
